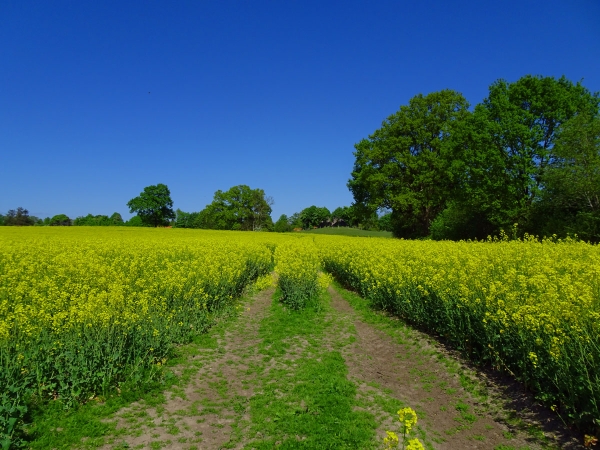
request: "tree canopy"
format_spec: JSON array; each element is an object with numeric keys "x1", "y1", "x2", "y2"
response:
[
  {"x1": 4, "y1": 207, "x2": 34, "y2": 226},
  {"x1": 535, "y1": 113, "x2": 600, "y2": 241},
  {"x1": 173, "y1": 185, "x2": 274, "y2": 231},
  {"x1": 349, "y1": 75, "x2": 600, "y2": 240},
  {"x1": 196, "y1": 185, "x2": 273, "y2": 231},
  {"x1": 299, "y1": 206, "x2": 331, "y2": 229},
  {"x1": 73, "y1": 212, "x2": 124, "y2": 226},
  {"x1": 349, "y1": 89, "x2": 469, "y2": 238},
  {"x1": 274, "y1": 214, "x2": 292, "y2": 233},
  {"x1": 127, "y1": 184, "x2": 175, "y2": 227},
  {"x1": 49, "y1": 214, "x2": 71, "y2": 226}
]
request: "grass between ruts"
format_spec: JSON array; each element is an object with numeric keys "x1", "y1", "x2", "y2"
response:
[{"x1": 241, "y1": 288, "x2": 379, "y2": 449}]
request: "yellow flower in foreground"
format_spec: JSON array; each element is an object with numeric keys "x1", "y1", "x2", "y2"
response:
[
  {"x1": 406, "y1": 438, "x2": 425, "y2": 450},
  {"x1": 383, "y1": 430, "x2": 399, "y2": 449},
  {"x1": 398, "y1": 407, "x2": 418, "y2": 434}
]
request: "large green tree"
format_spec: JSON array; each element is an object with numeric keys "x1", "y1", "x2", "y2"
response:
[
  {"x1": 127, "y1": 184, "x2": 175, "y2": 227},
  {"x1": 110, "y1": 212, "x2": 124, "y2": 225},
  {"x1": 535, "y1": 113, "x2": 600, "y2": 240},
  {"x1": 348, "y1": 89, "x2": 470, "y2": 238},
  {"x1": 198, "y1": 185, "x2": 273, "y2": 231},
  {"x1": 49, "y1": 214, "x2": 71, "y2": 226},
  {"x1": 479, "y1": 75, "x2": 599, "y2": 231},
  {"x1": 431, "y1": 75, "x2": 599, "y2": 240},
  {"x1": 274, "y1": 214, "x2": 292, "y2": 233},
  {"x1": 299, "y1": 205, "x2": 330, "y2": 229}
]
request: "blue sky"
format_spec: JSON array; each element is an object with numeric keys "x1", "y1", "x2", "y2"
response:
[{"x1": 2, "y1": 0, "x2": 599, "y2": 221}]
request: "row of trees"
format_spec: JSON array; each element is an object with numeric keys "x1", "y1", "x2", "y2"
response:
[
  {"x1": 272, "y1": 205, "x2": 393, "y2": 233},
  {"x1": 2, "y1": 184, "x2": 276, "y2": 231},
  {"x1": 1, "y1": 198, "x2": 391, "y2": 232},
  {"x1": 73, "y1": 213, "x2": 124, "y2": 226},
  {"x1": 2, "y1": 185, "x2": 176, "y2": 228},
  {"x1": 0, "y1": 208, "x2": 146, "y2": 227},
  {"x1": 0, "y1": 208, "x2": 73, "y2": 226},
  {"x1": 349, "y1": 75, "x2": 600, "y2": 240}
]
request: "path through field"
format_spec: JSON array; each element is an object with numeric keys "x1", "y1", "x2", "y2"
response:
[{"x1": 93, "y1": 285, "x2": 573, "y2": 450}]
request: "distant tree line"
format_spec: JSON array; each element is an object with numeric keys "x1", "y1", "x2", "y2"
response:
[
  {"x1": 1, "y1": 197, "x2": 392, "y2": 233},
  {"x1": 272, "y1": 205, "x2": 393, "y2": 233},
  {"x1": 0, "y1": 207, "x2": 77, "y2": 226},
  {"x1": 349, "y1": 74, "x2": 600, "y2": 241},
  {"x1": 73, "y1": 213, "x2": 124, "y2": 226}
]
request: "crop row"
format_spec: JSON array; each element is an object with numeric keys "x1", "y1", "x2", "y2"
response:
[
  {"x1": 318, "y1": 235, "x2": 600, "y2": 434},
  {"x1": 0, "y1": 228, "x2": 274, "y2": 446}
]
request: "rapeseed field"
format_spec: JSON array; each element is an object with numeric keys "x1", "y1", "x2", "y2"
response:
[{"x1": 1, "y1": 227, "x2": 598, "y2": 444}]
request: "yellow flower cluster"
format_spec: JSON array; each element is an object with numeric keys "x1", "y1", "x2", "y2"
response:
[
  {"x1": 0, "y1": 226, "x2": 283, "y2": 425},
  {"x1": 405, "y1": 439, "x2": 425, "y2": 450},
  {"x1": 397, "y1": 407, "x2": 418, "y2": 434},
  {"x1": 383, "y1": 430, "x2": 399, "y2": 449},
  {"x1": 384, "y1": 406, "x2": 424, "y2": 449}
]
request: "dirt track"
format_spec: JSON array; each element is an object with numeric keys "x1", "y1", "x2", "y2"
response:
[{"x1": 91, "y1": 286, "x2": 576, "y2": 449}]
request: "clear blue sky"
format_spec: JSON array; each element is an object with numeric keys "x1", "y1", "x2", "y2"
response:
[{"x1": 2, "y1": 0, "x2": 599, "y2": 221}]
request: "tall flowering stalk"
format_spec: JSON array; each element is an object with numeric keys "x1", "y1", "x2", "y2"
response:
[{"x1": 384, "y1": 407, "x2": 424, "y2": 449}]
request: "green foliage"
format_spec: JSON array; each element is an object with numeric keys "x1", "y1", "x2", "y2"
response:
[
  {"x1": 124, "y1": 215, "x2": 148, "y2": 227},
  {"x1": 4, "y1": 208, "x2": 34, "y2": 226},
  {"x1": 49, "y1": 214, "x2": 71, "y2": 226},
  {"x1": 475, "y1": 75, "x2": 599, "y2": 232},
  {"x1": 73, "y1": 213, "x2": 123, "y2": 226},
  {"x1": 192, "y1": 185, "x2": 274, "y2": 231},
  {"x1": 109, "y1": 212, "x2": 124, "y2": 225},
  {"x1": 173, "y1": 208, "x2": 199, "y2": 228},
  {"x1": 349, "y1": 89, "x2": 470, "y2": 238},
  {"x1": 288, "y1": 212, "x2": 303, "y2": 229},
  {"x1": 378, "y1": 212, "x2": 393, "y2": 232},
  {"x1": 534, "y1": 113, "x2": 600, "y2": 241},
  {"x1": 331, "y1": 206, "x2": 355, "y2": 227},
  {"x1": 350, "y1": 75, "x2": 600, "y2": 240},
  {"x1": 429, "y1": 203, "x2": 495, "y2": 241},
  {"x1": 299, "y1": 205, "x2": 330, "y2": 229},
  {"x1": 126, "y1": 184, "x2": 175, "y2": 227},
  {"x1": 273, "y1": 214, "x2": 292, "y2": 232}
]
